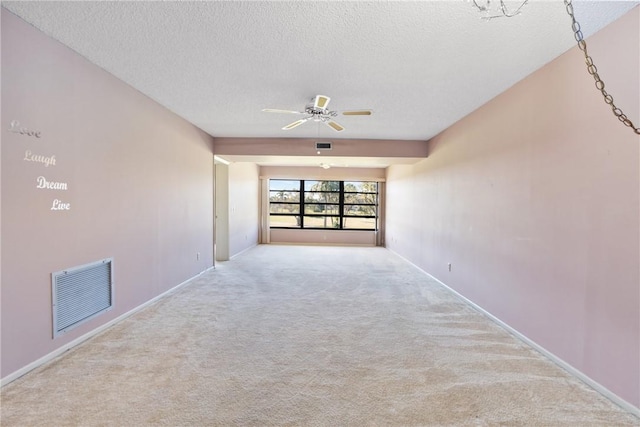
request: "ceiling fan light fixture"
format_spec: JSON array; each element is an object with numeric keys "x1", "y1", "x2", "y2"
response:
[{"x1": 263, "y1": 95, "x2": 371, "y2": 132}]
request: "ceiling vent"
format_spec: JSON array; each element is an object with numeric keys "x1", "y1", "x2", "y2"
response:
[{"x1": 316, "y1": 141, "x2": 332, "y2": 150}]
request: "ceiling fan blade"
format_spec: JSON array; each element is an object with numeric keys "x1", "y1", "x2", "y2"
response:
[
  {"x1": 262, "y1": 109, "x2": 304, "y2": 114},
  {"x1": 342, "y1": 110, "x2": 372, "y2": 116},
  {"x1": 326, "y1": 120, "x2": 344, "y2": 132},
  {"x1": 282, "y1": 119, "x2": 308, "y2": 130},
  {"x1": 314, "y1": 95, "x2": 331, "y2": 110}
]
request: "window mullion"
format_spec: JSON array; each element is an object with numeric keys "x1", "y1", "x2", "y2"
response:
[
  {"x1": 300, "y1": 180, "x2": 304, "y2": 228},
  {"x1": 339, "y1": 181, "x2": 344, "y2": 229}
]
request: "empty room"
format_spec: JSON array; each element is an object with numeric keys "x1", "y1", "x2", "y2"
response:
[{"x1": 1, "y1": 1, "x2": 639, "y2": 425}]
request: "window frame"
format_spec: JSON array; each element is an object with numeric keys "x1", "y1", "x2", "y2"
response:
[{"x1": 268, "y1": 179, "x2": 378, "y2": 231}]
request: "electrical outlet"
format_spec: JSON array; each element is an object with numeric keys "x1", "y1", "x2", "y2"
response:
[
  {"x1": 197, "y1": 252, "x2": 200, "y2": 261},
  {"x1": 448, "y1": 263, "x2": 452, "y2": 272}
]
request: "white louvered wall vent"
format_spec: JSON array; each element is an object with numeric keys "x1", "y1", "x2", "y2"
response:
[{"x1": 52, "y1": 258, "x2": 114, "y2": 338}]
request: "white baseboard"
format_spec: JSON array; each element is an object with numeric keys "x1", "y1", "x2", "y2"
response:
[
  {"x1": 269, "y1": 242, "x2": 376, "y2": 247},
  {"x1": 386, "y1": 248, "x2": 640, "y2": 418},
  {"x1": 0, "y1": 266, "x2": 214, "y2": 388},
  {"x1": 229, "y1": 242, "x2": 258, "y2": 260}
]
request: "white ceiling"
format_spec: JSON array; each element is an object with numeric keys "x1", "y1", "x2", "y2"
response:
[{"x1": 2, "y1": 0, "x2": 637, "y2": 166}]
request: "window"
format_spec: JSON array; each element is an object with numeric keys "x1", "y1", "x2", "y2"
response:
[
  {"x1": 269, "y1": 179, "x2": 378, "y2": 230},
  {"x1": 269, "y1": 180, "x2": 301, "y2": 227},
  {"x1": 343, "y1": 181, "x2": 378, "y2": 230}
]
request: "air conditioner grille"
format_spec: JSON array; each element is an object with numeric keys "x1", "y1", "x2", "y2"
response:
[{"x1": 52, "y1": 259, "x2": 113, "y2": 337}]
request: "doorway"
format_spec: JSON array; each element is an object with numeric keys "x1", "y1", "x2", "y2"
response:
[{"x1": 214, "y1": 161, "x2": 229, "y2": 261}]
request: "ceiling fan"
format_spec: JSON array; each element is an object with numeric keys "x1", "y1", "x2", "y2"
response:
[{"x1": 262, "y1": 95, "x2": 372, "y2": 132}]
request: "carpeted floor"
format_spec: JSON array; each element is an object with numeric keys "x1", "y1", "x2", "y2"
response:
[{"x1": 1, "y1": 244, "x2": 638, "y2": 426}]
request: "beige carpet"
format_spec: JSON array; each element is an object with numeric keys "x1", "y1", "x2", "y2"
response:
[{"x1": 1, "y1": 245, "x2": 638, "y2": 426}]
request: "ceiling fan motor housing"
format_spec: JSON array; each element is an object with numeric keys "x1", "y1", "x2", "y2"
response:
[{"x1": 305, "y1": 105, "x2": 338, "y2": 120}]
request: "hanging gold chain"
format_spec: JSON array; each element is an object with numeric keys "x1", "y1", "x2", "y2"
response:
[{"x1": 564, "y1": 0, "x2": 640, "y2": 136}]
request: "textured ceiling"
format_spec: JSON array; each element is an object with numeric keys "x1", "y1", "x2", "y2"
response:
[{"x1": 2, "y1": 1, "x2": 637, "y2": 145}]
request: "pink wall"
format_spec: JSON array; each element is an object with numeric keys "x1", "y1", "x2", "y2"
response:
[
  {"x1": 228, "y1": 162, "x2": 260, "y2": 257},
  {"x1": 386, "y1": 8, "x2": 640, "y2": 408},
  {"x1": 1, "y1": 11, "x2": 215, "y2": 379},
  {"x1": 270, "y1": 229, "x2": 376, "y2": 245},
  {"x1": 260, "y1": 165, "x2": 386, "y2": 181},
  {"x1": 215, "y1": 137, "x2": 427, "y2": 158}
]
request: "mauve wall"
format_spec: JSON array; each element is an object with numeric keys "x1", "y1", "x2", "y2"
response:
[
  {"x1": 270, "y1": 229, "x2": 376, "y2": 246},
  {"x1": 228, "y1": 162, "x2": 260, "y2": 257},
  {"x1": 215, "y1": 137, "x2": 427, "y2": 158},
  {"x1": 260, "y1": 166, "x2": 386, "y2": 181},
  {"x1": 386, "y1": 8, "x2": 640, "y2": 407},
  {"x1": 1, "y1": 10, "x2": 214, "y2": 379}
]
